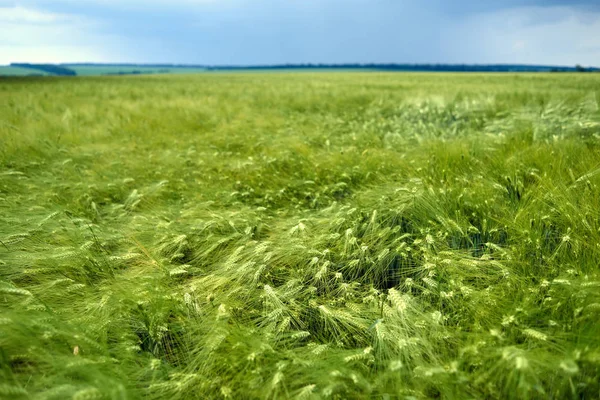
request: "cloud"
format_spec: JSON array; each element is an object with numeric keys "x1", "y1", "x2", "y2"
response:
[
  {"x1": 513, "y1": 40, "x2": 526, "y2": 51},
  {"x1": 0, "y1": 5, "x2": 123, "y2": 63},
  {"x1": 435, "y1": 0, "x2": 600, "y2": 15},
  {"x1": 0, "y1": 5, "x2": 65, "y2": 23},
  {"x1": 443, "y1": 6, "x2": 600, "y2": 66},
  {"x1": 1, "y1": 1, "x2": 599, "y2": 66}
]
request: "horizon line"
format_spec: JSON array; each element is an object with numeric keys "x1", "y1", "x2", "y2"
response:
[{"x1": 4, "y1": 62, "x2": 599, "y2": 69}]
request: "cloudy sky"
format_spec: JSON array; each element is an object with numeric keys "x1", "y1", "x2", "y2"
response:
[{"x1": 1, "y1": 0, "x2": 599, "y2": 66}]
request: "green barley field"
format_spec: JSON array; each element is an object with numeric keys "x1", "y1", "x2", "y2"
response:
[{"x1": 1, "y1": 72, "x2": 600, "y2": 399}]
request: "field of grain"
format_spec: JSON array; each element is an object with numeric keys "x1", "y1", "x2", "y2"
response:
[{"x1": 1, "y1": 72, "x2": 600, "y2": 399}]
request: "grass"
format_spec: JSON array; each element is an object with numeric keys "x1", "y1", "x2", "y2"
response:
[{"x1": 1, "y1": 72, "x2": 600, "y2": 399}]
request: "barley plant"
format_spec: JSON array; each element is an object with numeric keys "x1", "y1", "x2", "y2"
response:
[{"x1": 1, "y1": 72, "x2": 600, "y2": 399}]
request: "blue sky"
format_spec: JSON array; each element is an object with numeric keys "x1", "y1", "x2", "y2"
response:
[{"x1": 1, "y1": 0, "x2": 599, "y2": 66}]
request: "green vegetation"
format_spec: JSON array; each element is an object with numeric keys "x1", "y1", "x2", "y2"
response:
[
  {"x1": 1, "y1": 72, "x2": 600, "y2": 399},
  {"x1": 0, "y1": 66, "x2": 51, "y2": 76},
  {"x1": 0, "y1": 65, "x2": 206, "y2": 77},
  {"x1": 2, "y1": 63, "x2": 597, "y2": 77},
  {"x1": 9, "y1": 64, "x2": 77, "y2": 76},
  {"x1": 66, "y1": 66, "x2": 207, "y2": 76}
]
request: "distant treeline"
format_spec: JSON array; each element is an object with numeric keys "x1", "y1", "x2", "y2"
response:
[
  {"x1": 203, "y1": 63, "x2": 600, "y2": 72},
  {"x1": 8, "y1": 62, "x2": 600, "y2": 76},
  {"x1": 70, "y1": 63, "x2": 600, "y2": 72},
  {"x1": 62, "y1": 63, "x2": 190, "y2": 68},
  {"x1": 65, "y1": 63, "x2": 599, "y2": 72},
  {"x1": 11, "y1": 63, "x2": 77, "y2": 76}
]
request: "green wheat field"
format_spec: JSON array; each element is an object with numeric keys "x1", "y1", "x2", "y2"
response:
[{"x1": 1, "y1": 72, "x2": 600, "y2": 399}]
